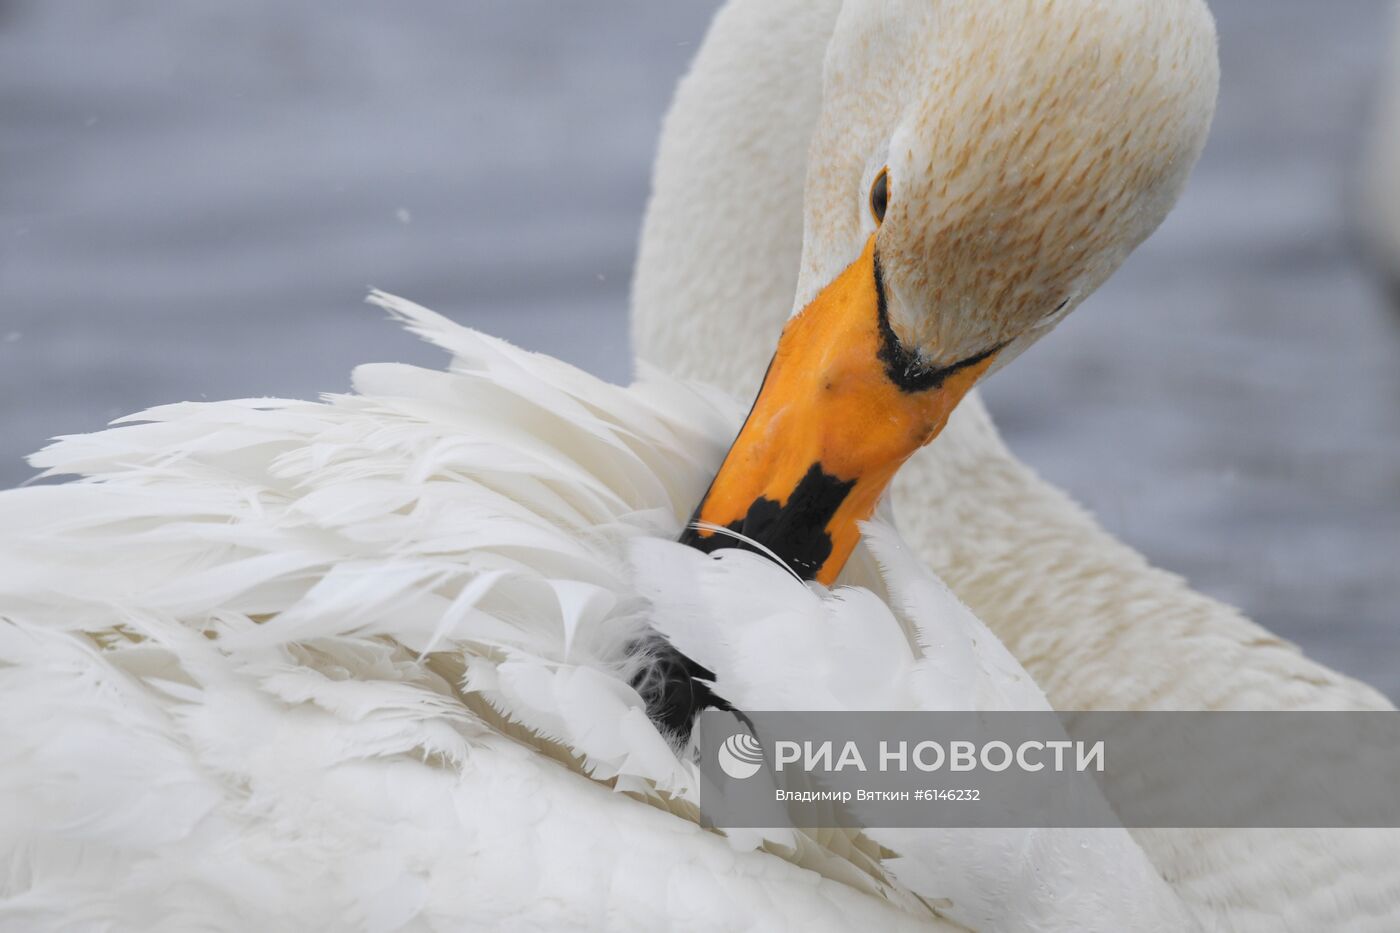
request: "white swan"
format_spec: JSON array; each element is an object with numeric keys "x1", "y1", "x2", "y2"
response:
[
  {"x1": 634, "y1": 0, "x2": 1400, "y2": 928},
  {"x1": 1, "y1": 0, "x2": 1220, "y2": 929},
  {"x1": 0, "y1": 295, "x2": 1198, "y2": 931},
  {"x1": 0, "y1": 1, "x2": 1385, "y2": 932}
]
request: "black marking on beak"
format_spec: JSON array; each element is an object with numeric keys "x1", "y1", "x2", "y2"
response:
[
  {"x1": 642, "y1": 465, "x2": 854, "y2": 744},
  {"x1": 679, "y1": 462, "x2": 854, "y2": 581},
  {"x1": 873, "y1": 251, "x2": 1004, "y2": 394}
]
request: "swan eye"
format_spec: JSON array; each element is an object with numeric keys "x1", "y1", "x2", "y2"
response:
[{"x1": 869, "y1": 168, "x2": 889, "y2": 224}]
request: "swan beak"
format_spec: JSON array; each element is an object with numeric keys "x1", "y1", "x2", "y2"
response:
[{"x1": 680, "y1": 234, "x2": 997, "y2": 585}]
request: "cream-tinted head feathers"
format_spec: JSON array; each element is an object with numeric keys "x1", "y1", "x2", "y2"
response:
[{"x1": 794, "y1": 0, "x2": 1219, "y2": 369}]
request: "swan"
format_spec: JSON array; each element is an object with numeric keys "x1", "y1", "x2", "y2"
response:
[
  {"x1": 2, "y1": 0, "x2": 1220, "y2": 928},
  {"x1": 0, "y1": 2, "x2": 1379, "y2": 932},
  {"x1": 634, "y1": 0, "x2": 1400, "y2": 928},
  {"x1": 0, "y1": 295, "x2": 1200, "y2": 932}
]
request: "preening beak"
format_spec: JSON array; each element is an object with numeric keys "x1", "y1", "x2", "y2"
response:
[{"x1": 680, "y1": 234, "x2": 997, "y2": 585}]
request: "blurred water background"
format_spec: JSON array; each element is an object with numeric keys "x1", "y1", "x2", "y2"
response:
[{"x1": 2, "y1": 1, "x2": 1397, "y2": 696}]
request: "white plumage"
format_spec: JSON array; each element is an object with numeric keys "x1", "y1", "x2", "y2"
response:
[
  {"x1": 8, "y1": 0, "x2": 1395, "y2": 927},
  {"x1": 634, "y1": 1, "x2": 1400, "y2": 928},
  {"x1": 0, "y1": 295, "x2": 1198, "y2": 931}
]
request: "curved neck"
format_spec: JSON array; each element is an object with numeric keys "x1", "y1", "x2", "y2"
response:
[
  {"x1": 631, "y1": 0, "x2": 840, "y2": 402},
  {"x1": 631, "y1": 5, "x2": 1394, "y2": 928},
  {"x1": 629, "y1": 0, "x2": 1391, "y2": 717}
]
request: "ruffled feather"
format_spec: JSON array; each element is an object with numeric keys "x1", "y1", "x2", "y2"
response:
[{"x1": 0, "y1": 294, "x2": 1181, "y2": 931}]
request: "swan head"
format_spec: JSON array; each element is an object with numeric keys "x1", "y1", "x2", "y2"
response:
[
  {"x1": 682, "y1": 0, "x2": 1219, "y2": 585},
  {"x1": 799, "y1": 0, "x2": 1219, "y2": 370}
]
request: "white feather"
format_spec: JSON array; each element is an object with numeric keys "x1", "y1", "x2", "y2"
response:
[{"x1": 0, "y1": 302, "x2": 1185, "y2": 931}]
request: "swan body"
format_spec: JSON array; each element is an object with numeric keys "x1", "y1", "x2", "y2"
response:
[
  {"x1": 0, "y1": 296, "x2": 1199, "y2": 931},
  {"x1": 2, "y1": 0, "x2": 1393, "y2": 928},
  {"x1": 634, "y1": 0, "x2": 1400, "y2": 928}
]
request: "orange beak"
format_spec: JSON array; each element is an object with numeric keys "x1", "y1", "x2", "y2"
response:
[{"x1": 680, "y1": 234, "x2": 997, "y2": 585}]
